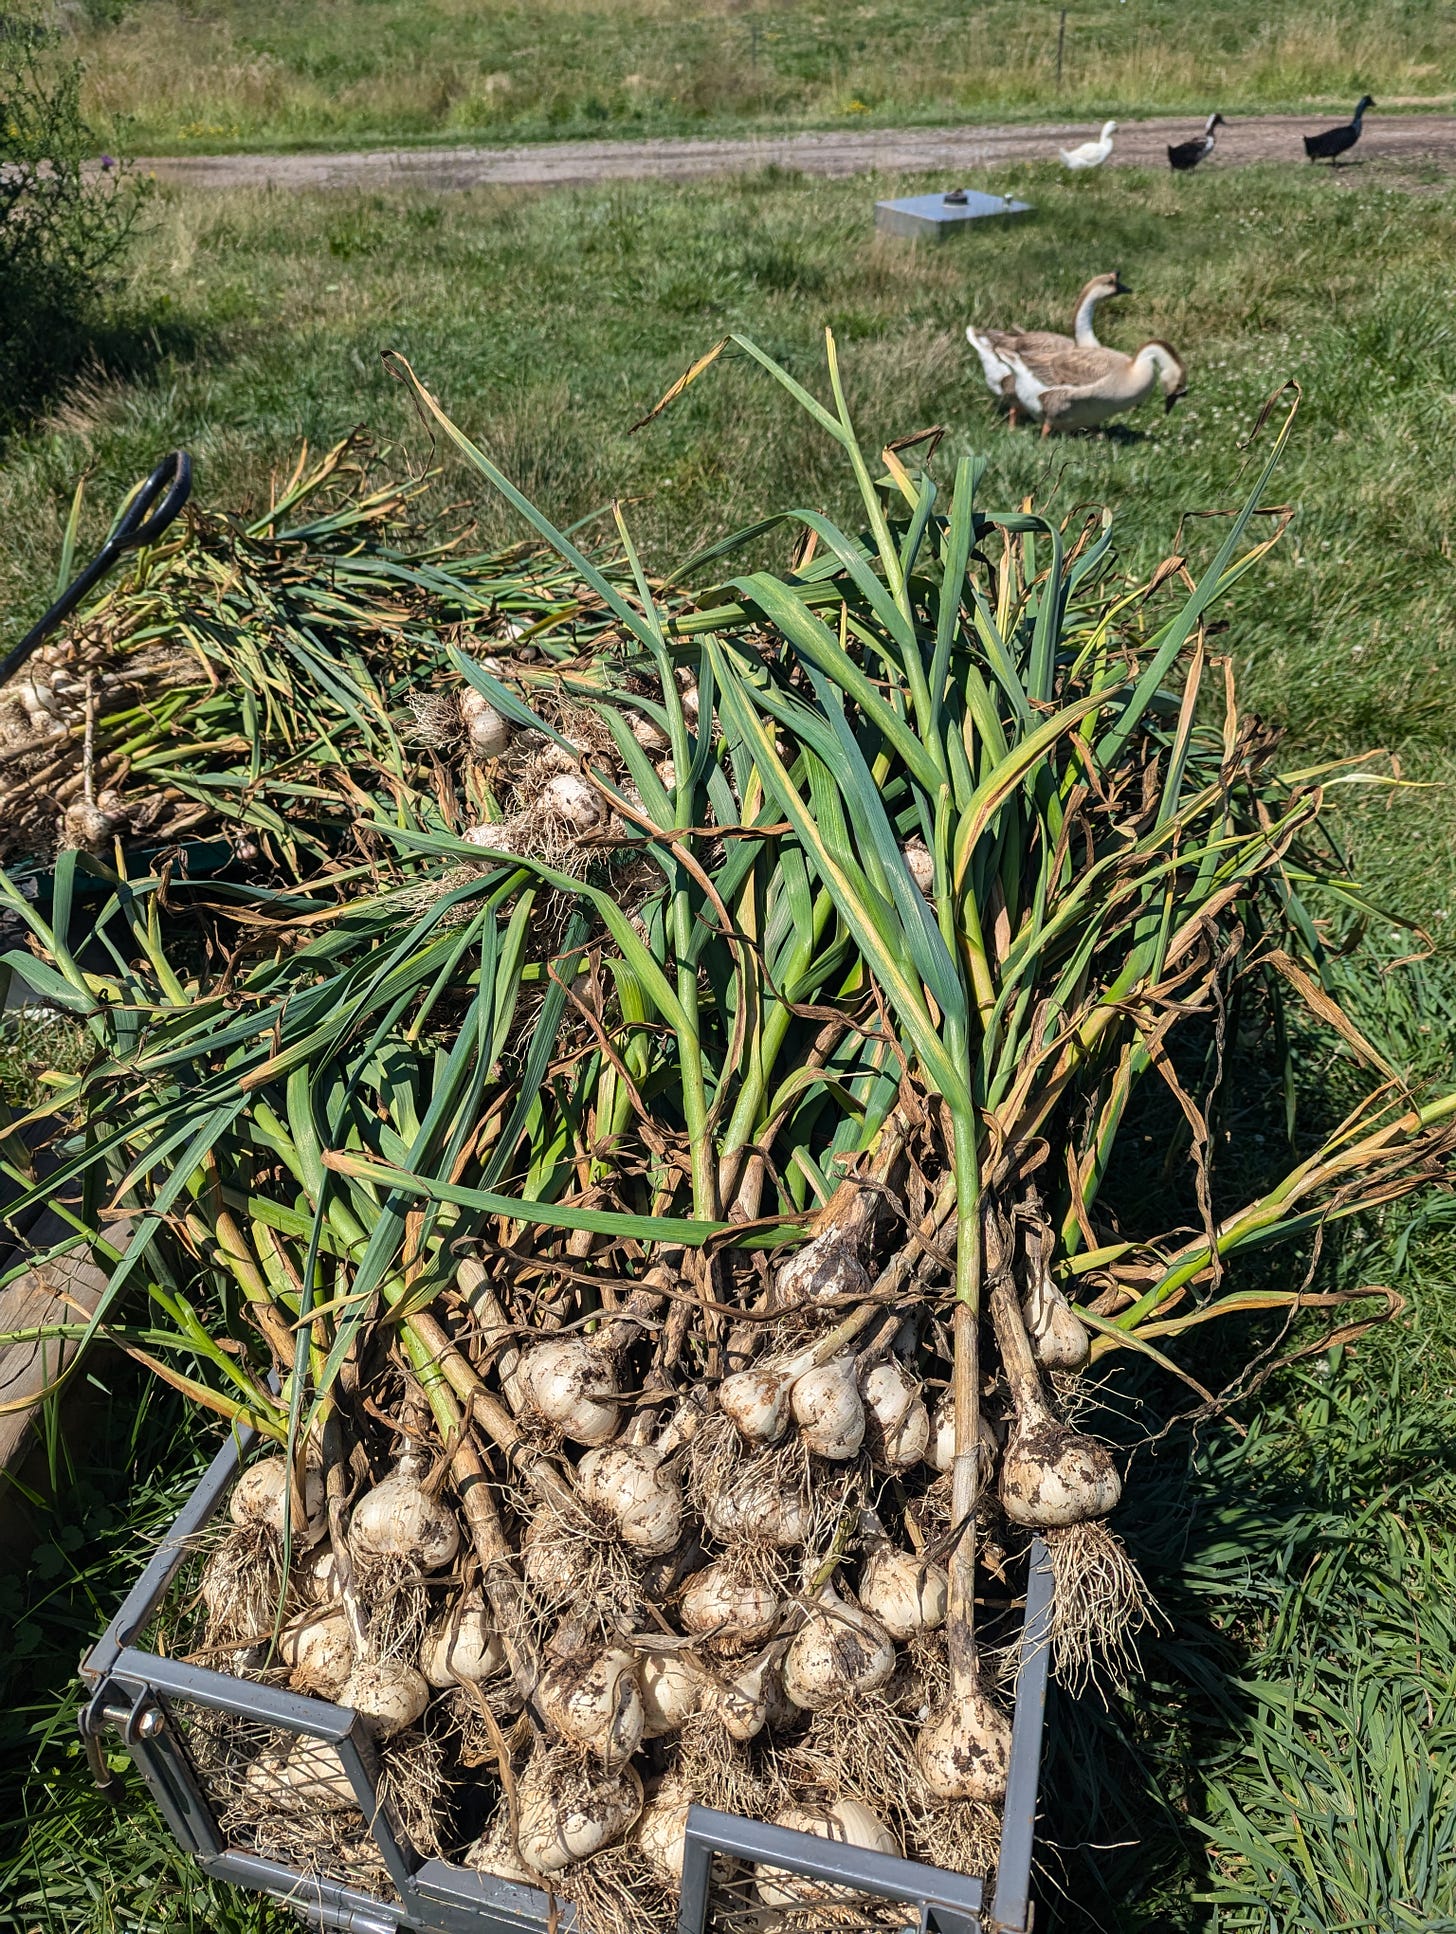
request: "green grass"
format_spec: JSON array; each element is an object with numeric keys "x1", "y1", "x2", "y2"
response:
[
  {"x1": 48, "y1": 0, "x2": 1456, "y2": 155},
  {"x1": 4, "y1": 157, "x2": 1456, "y2": 1930}
]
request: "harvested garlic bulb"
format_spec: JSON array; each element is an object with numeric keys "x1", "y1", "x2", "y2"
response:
[
  {"x1": 348, "y1": 1457, "x2": 460, "y2": 1571},
  {"x1": 636, "y1": 1784, "x2": 695, "y2": 1887},
  {"x1": 991, "y1": 1280, "x2": 1120, "y2": 1526},
  {"x1": 421, "y1": 1600, "x2": 504, "y2": 1688},
  {"x1": 278, "y1": 1606, "x2": 355, "y2": 1696},
  {"x1": 578, "y1": 1443, "x2": 682, "y2": 1555},
  {"x1": 680, "y1": 1562, "x2": 780, "y2": 1648},
  {"x1": 536, "y1": 1647, "x2": 644, "y2": 1767},
  {"x1": 718, "y1": 1363, "x2": 795, "y2": 1445},
  {"x1": 339, "y1": 1659, "x2": 430, "y2": 1740},
  {"x1": 516, "y1": 1337, "x2": 619, "y2": 1445},
  {"x1": 639, "y1": 1648, "x2": 708, "y2": 1737},
  {"x1": 757, "y1": 1798, "x2": 898, "y2": 1904},
  {"x1": 782, "y1": 1589, "x2": 895, "y2": 1709},
  {"x1": 791, "y1": 1357, "x2": 865, "y2": 1460},
  {"x1": 858, "y1": 1544, "x2": 948, "y2": 1642},
  {"x1": 916, "y1": 1677, "x2": 1012, "y2": 1802},
  {"x1": 459, "y1": 686, "x2": 512, "y2": 758},
  {"x1": 516, "y1": 1758, "x2": 643, "y2": 1876},
  {"x1": 861, "y1": 1358, "x2": 930, "y2": 1470},
  {"x1": 230, "y1": 1454, "x2": 327, "y2": 1546},
  {"x1": 701, "y1": 1464, "x2": 811, "y2": 1549},
  {"x1": 541, "y1": 771, "x2": 609, "y2": 832},
  {"x1": 774, "y1": 1232, "x2": 870, "y2": 1307}
]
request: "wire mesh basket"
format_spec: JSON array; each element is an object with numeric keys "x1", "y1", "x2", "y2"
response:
[{"x1": 80, "y1": 1425, "x2": 1053, "y2": 1934}]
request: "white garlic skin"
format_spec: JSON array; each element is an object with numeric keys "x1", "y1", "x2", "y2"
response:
[
  {"x1": 717, "y1": 1365, "x2": 794, "y2": 1445},
  {"x1": 460, "y1": 686, "x2": 512, "y2": 757},
  {"x1": 229, "y1": 1455, "x2": 327, "y2": 1546},
  {"x1": 901, "y1": 839, "x2": 935, "y2": 896},
  {"x1": 636, "y1": 1788, "x2": 694, "y2": 1886},
  {"x1": 339, "y1": 1659, "x2": 430, "y2": 1740},
  {"x1": 541, "y1": 770, "x2": 608, "y2": 832},
  {"x1": 629, "y1": 708, "x2": 671, "y2": 753},
  {"x1": 862, "y1": 1360, "x2": 931, "y2": 1470},
  {"x1": 917, "y1": 1686, "x2": 1012, "y2": 1802},
  {"x1": 782, "y1": 1595, "x2": 895, "y2": 1710},
  {"x1": 999, "y1": 1417, "x2": 1121, "y2": 1527},
  {"x1": 279, "y1": 1606, "x2": 355, "y2": 1696},
  {"x1": 247, "y1": 1739, "x2": 358, "y2": 1814},
  {"x1": 757, "y1": 1799, "x2": 899, "y2": 1904},
  {"x1": 639, "y1": 1649, "x2": 707, "y2": 1737},
  {"x1": 536, "y1": 1648, "x2": 644, "y2": 1767},
  {"x1": 701, "y1": 1466, "x2": 811, "y2": 1549},
  {"x1": 680, "y1": 1562, "x2": 780, "y2": 1648},
  {"x1": 348, "y1": 1467, "x2": 460, "y2": 1571},
  {"x1": 578, "y1": 1443, "x2": 682, "y2": 1555},
  {"x1": 422, "y1": 1604, "x2": 504, "y2": 1688},
  {"x1": 516, "y1": 1760, "x2": 643, "y2": 1875},
  {"x1": 516, "y1": 1337, "x2": 619, "y2": 1445},
  {"x1": 927, "y1": 1395, "x2": 999, "y2": 1484},
  {"x1": 858, "y1": 1545, "x2": 948, "y2": 1642},
  {"x1": 774, "y1": 1233, "x2": 870, "y2": 1307},
  {"x1": 791, "y1": 1358, "x2": 865, "y2": 1460}
]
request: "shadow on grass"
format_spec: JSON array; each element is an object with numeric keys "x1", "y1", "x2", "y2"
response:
[{"x1": 0, "y1": 293, "x2": 203, "y2": 447}]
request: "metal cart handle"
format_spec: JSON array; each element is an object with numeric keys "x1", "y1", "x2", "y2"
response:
[{"x1": 0, "y1": 449, "x2": 192, "y2": 689}]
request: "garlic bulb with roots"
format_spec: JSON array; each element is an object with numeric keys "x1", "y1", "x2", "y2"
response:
[
  {"x1": 516, "y1": 1336, "x2": 619, "y2": 1445},
  {"x1": 348, "y1": 1455, "x2": 460, "y2": 1571},
  {"x1": 707, "y1": 1642, "x2": 780, "y2": 1741},
  {"x1": 680, "y1": 1562, "x2": 781, "y2": 1648},
  {"x1": 1022, "y1": 1237, "x2": 1091, "y2": 1371},
  {"x1": 639, "y1": 1647, "x2": 708, "y2": 1737},
  {"x1": 541, "y1": 770, "x2": 608, "y2": 833},
  {"x1": 339, "y1": 1659, "x2": 430, "y2": 1739},
  {"x1": 459, "y1": 686, "x2": 512, "y2": 758},
  {"x1": 791, "y1": 1357, "x2": 865, "y2": 1460},
  {"x1": 757, "y1": 1798, "x2": 898, "y2": 1905},
  {"x1": 229, "y1": 1453, "x2": 327, "y2": 1546},
  {"x1": 717, "y1": 1363, "x2": 795, "y2": 1445},
  {"x1": 628, "y1": 708, "x2": 670, "y2": 754},
  {"x1": 916, "y1": 1665, "x2": 1013, "y2": 1802},
  {"x1": 422, "y1": 1600, "x2": 504, "y2": 1688},
  {"x1": 636, "y1": 1785, "x2": 694, "y2": 1887},
  {"x1": 516, "y1": 1757, "x2": 643, "y2": 1876},
  {"x1": 774, "y1": 1231, "x2": 870, "y2": 1307},
  {"x1": 782, "y1": 1587, "x2": 895, "y2": 1710},
  {"x1": 859, "y1": 1543, "x2": 948, "y2": 1642},
  {"x1": 246, "y1": 1739, "x2": 358, "y2": 1814},
  {"x1": 701, "y1": 1463, "x2": 811, "y2": 1549},
  {"x1": 990, "y1": 1278, "x2": 1120, "y2": 1526},
  {"x1": 536, "y1": 1646, "x2": 645, "y2": 1766},
  {"x1": 861, "y1": 1358, "x2": 931, "y2": 1471},
  {"x1": 578, "y1": 1443, "x2": 682, "y2": 1555},
  {"x1": 279, "y1": 1606, "x2": 355, "y2": 1695}
]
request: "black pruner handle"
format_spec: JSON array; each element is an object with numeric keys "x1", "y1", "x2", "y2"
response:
[{"x1": 0, "y1": 450, "x2": 192, "y2": 689}]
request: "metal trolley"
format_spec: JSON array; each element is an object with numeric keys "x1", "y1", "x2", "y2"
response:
[{"x1": 80, "y1": 1428, "x2": 1054, "y2": 1934}]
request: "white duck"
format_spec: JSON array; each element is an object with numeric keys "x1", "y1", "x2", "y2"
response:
[
  {"x1": 1001, "y1": 339, "x2": 1187, "y2": 434},
  {"x1": 1060, "y1": 120, "x2": 1116, "y2": 170},
  {"x1": 966, "y1": 271, "x2": 1130, "y2": 423}
]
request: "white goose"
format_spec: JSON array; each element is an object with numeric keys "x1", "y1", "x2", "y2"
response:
[
  {"x1": 1001, "y1": 339, "x2": 1187, "y2": 434},
  {"x1": 966, "y1": 271, "x2": 1130, "y2": 423},
  {"x1": 1060, "y1": 119, "x2": 1117, "y2": 170}
]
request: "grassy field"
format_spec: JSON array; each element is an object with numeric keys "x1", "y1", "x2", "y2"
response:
[
  {"x1": 43, "y1": 0, "x2": 1456, "y2": 155},
  {"x1": 3, "y1": 156, "x2": 1456, "y2": 1929}
]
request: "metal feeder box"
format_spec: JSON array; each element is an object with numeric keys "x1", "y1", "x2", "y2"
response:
[
  {"x1": 875, "y1": 190, "x2": 1033, "y2": 243},
  {"x1": 81, "y1": 1428, "x2": 1054, "y2": 1934}
]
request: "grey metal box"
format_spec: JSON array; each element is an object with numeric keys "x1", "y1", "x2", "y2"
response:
[{"x1": 875, "y1": 191, "x2": 1033, "y2": 242}]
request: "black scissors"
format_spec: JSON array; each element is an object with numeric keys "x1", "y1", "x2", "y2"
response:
[{"x1": 0, "y1": 450, "x2": 192, "y2": 689}]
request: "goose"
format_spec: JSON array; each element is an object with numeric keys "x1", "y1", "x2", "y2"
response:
[
  {"x1": 1060, "y1": 119, "x2": 1117, "y2": 171},
  {"x1": 1304, "y1": 95, "x2": 1374, "y2": 164},
  {"x1": 966, "y1": 271, "x2": 1131, "y2": 422},
  {"x1": 1000, "y1": 339, "x2": 1187, "y2": 435},
  {"x1": 1167, "y1": 112, "x2": 1225, "y2": 171}
]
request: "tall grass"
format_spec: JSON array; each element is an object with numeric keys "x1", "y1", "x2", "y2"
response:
[{"x1": 59, "y1": 0, "x2": 1456, "y2": 153}]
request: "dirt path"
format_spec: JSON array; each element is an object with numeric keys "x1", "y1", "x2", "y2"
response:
[{"x1": 137, "y1": 113, "x2": 1456, "y2": 193}]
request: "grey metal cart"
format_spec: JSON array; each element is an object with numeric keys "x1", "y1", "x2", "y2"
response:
[{"x1": 80, "y1": 1427, "x2": 1054, "y2": 1934}]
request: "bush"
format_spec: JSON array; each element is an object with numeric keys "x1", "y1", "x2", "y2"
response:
[{"x1": 0, "y1": 21, "x2": 147, "y2": 429}]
